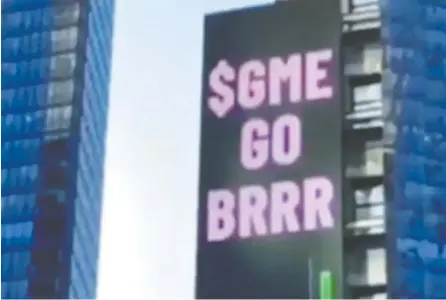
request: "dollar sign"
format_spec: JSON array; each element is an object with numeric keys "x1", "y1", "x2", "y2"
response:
[{"x1": 207, "y1": 60, "x2": 236, "y2": 118}]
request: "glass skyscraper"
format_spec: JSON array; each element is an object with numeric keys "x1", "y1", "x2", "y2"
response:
[
  {"x1": 381, "y1": 0, "x2": 446, "y2": 298},
  {"x1": 1, "y1": 0, "x2": 114, "y2": 298}
]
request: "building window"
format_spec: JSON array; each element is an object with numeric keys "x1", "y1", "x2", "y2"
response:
[
  {"x1": 363, "y1": 43, "x2": 382, "y2": 73},
  {"x1": 2, "y1": 62, "x2": 18, "y2": 80},
  {"x1": 364, "y1": 145, "x2": 384, "y2": 176},
  {"x1": 48, "y1": 80, "x2": 75, "y2": 106},
  {"x1": 50, "y1": 54, "x2": 77, "y2": 78},
  {"x1": 52, "y1": 27, "x2": 78, "y2": 53},
  {"x1": 1, "y1": 251, "x2": 31, "y2": 279},
  {"x1": 348, "y1": 82, "x2": 382, "y2": 122},
  {"x1": 2, "y1": 12, "x2": 21, "y2": 32},
  {"x1": 2, "y1": 37, "x2": 20, "y2": 58},
  {"x1": 53, "y1": 2, "x2": 80, "y2": 27},
  {"x1": 355, "y1": 185, "x2": 384, "y2": 205},
  {"x1": 22, "y1": 32, "x2": 43, "y2": 56},
  {"x1": 1, "y1": 165, "x2": 39, "y2": 191},
  {"x1": 2, "y1": 194, "x2": 37, "y2": 220},
  {"x1": 1, "y1": 222, "x2": 34, "y2": 247},
  {"x1": 345, "y1": 43, "x2": 382, "y2": 75},
  {"x1": 366, "y1": 248, "x2": 386, "y2": 285},
  {"x1": 345, "y1": 139, "x2": 384, "y2": 178},
  {"x1": 2, "y1": 114, "x2": 20, "y2": 138},
  {"x1": 353, "y1": 82, "x2": 381, "y2": 103},
  {"x1": 27, "y1": 111, "x2": 46, "y2": 135},
  {"x1": 4, "y1": 84, "x2": 51, "y2": 111},
  {"x1": 347, "y1": 247, "x2": 386, "y2": 286},
  {"x1": 21, "y1": 58, "x2": 39, "y2": 81},
  {"x1": 355, "y1": 204, "x2": 385, "y2": 222},
  {"x1": 2, "y1": 88, "x2": 14, "y2": 110},
  {"x1": 45, "y1": 106, "x2": 73, "y2": 131},
  {"x1": 347, "y1": 185, "x2": 385, "y2": 232},
  {"x1": 1, "y1": 280, "x2": 28, "y2": 299}
]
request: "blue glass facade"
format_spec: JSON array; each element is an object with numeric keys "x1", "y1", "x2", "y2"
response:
[
  {"x1": 1, "y1": 0, "x2": 114, "y2": 298},
  {"x1": 381, "y1": 0, "x2": 446, "y2": 298}
]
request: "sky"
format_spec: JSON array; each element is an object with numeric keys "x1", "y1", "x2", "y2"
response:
[{"x1": 96, "y1": 1, "x2": 273, "y2": 299}]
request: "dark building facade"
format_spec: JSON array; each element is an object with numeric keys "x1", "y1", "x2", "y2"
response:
[{"x1": 1, "y1": 0, "x2": 114, "y2": 298}]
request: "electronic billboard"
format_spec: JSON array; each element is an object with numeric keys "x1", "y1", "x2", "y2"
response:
[{"x1": 196, "y1": 1, "x2": 343, "y2": 298}]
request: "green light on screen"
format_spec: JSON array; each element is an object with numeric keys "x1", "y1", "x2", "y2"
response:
[{"x1": 319, "y1": 270, "x2": 334, "y2": 300}]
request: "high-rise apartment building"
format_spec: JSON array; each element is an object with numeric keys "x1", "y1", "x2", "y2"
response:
[
  {"x1": 341, "y1": 0, "x2": 386, "y2": 298},
  {"x1": 339, "y1": 0, "x2": 446, "y2": 298},
  {"x1": 1, "y1": 0, "x2": 114, "y2": 298}
]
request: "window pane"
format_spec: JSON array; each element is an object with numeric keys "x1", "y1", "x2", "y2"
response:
[
  {"x1": 48, "y1": 80, "x2": 74, "y2": 105},
  {"x1": 345, "y1": 46, "x2": 363, "y2": 74},
  {"x1": 363, "y1": 43, "x2": 382, "y2": 73},
  {"x1": 347, "y1": 247, "x2": 386, "y2": 286},
  {"x1": 2, "y1": 37, "x2": 20, "y2": 58},
  {"x1": 364, "y1": 146, "x2": 384, "y2": 176},
  {"x1": 3, "y1": 12, "x2": 21, "y2": 32},
  {"x1": 1, "y1": 222, "x2": 34, "y2": 247},
  {"x1": 353, "y1": 83, "x2": 381, "y2": 103},
  {"x1": 45, "y1": 106, "x2": 73, "y2": 131},
  {"x1": 53, "y1": 2, "x2": 80, "y2": 26},
  {"x1": 367, "y1": 248, "x2": 386, "y2": 285},
  {"x1": 345, "y1": 43, "x2": 382, "y2": 75},
  {"x1": 52, "y1": 27, "x2": 78, "y2": 52},
  {"x1": 51, "y1": 54, "x2": 76, "y2": 78},
  {"x1": 356, "y1": 204, "x2": 384, "y2": 221},
  {"x1": 2, "y1": 194, "x2": 37, "y2": 219},
  {"x1": 2, "y1": 62, "x2": 18, "y2": 81}
]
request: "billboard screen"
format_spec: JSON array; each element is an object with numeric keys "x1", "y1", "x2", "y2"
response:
[{"x1": 196, "y1": 1, "x2": 343, "y2": 298}]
